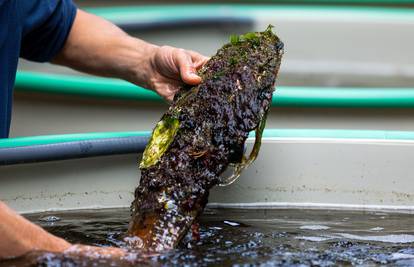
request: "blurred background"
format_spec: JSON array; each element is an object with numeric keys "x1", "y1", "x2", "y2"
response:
[
  {"x1": 12, "y1": 0, "x2": 414, "y2": 136},
  {"x1": 19, "y1": 0, "x2": 414, "y2": 87}
]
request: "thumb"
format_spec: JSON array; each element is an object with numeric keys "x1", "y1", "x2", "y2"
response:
[{"x1": 175, "y1": 50, "x2": 202, "y2": 85}]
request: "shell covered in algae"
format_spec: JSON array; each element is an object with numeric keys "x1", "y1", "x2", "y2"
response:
[{"x1": 129, "y1": 26, "x2": 284, "y2": 251}]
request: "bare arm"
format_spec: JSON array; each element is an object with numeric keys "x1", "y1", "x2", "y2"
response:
[
  {"x1": 0, "y1": 201, "x2": 128, "y2": 260},
  {"x1": 0, "y1": 201, "x2": 70, "y2": 258},
  {"x1": 53, "y1": 9, "x2": 208, "y2": 101}
]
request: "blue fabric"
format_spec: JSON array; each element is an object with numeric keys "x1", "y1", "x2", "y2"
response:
[{"x1": 0, "y1": 0, "x2": 76, "y2": 138}]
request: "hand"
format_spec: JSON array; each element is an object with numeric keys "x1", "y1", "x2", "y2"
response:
[
  {"x1": 62, "y1": 244, "x2": 153, "y2": 265},
  {"x1": 149, "y1": 46, "x2": 209, "y2": 101},
  {"x1": 64, "y1": 244, "x2": 127, "y2": 258},
  {"x1": 9, "y1": 245, "x2": 147, "y2": 266}
]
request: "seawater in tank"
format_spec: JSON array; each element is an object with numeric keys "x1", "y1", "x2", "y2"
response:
[{"x1": 1, "y1": 208, "x2": 414, "y2": 266}]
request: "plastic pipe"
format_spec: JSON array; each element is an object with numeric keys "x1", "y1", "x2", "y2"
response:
[
  {"x1": 2, "y1": 129, "x2": 414, "y2": 165},
  {"x1": 0, "y1": 135, "x2": 149, "y2": 165},
  {"x1": 15, "y1": 72, "x2": 414, "y2": 108}
]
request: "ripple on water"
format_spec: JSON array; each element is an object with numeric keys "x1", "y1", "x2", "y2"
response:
[
  {"x1": 336, "y1": 233, "x2": 414, "y2": 244},
  {"x1": 370, "y1": 227, "x2": 384, "y2": 231},
  {"x1": 295, "y1": 236, "x2": 333, "y2": 242},
  {"x1": 299, "y1": 225, "x2": 330, "y2": 230},
  {"x1": 391, "y1": 253, "x2": 414, "y2": 260}
]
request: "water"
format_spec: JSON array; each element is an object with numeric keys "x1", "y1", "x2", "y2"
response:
[{"x1": 2, "y1": 208, "x2": 414, "y2": 266}]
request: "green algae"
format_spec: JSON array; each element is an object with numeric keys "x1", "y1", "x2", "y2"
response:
[{"x1": 140, "y1": 116, "x2": 180, "y2": 169}]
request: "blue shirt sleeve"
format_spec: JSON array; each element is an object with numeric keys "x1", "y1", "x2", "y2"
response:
[{"x1": 19, "y1": 0, "x2": 77, "y2": 62}]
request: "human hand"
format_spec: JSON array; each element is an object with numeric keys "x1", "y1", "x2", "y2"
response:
[
  {"x1": 61, "y1": 244, "x2": 152, "y2": 265},
  {"x1": 64, "y1": 244, "x2": 126, "y2": 258},
  {"x1": 148, "y1": 46, "x2": 209, "y2": 101},
  {"x1": 5, "y1": 244, "x2": 148, "y2": 266}
]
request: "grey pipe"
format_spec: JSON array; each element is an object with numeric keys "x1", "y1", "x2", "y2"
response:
[
  {"x1": 0, "y1": 136, "x2": 149, "y2": 166},
  {"x1": 117, "y1": 17, "x2": 253, "y2": 32}
]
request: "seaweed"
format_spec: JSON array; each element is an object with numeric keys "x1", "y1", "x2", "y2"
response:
[{"x1": 128, "y1": 25, "x2": 284, "y2": 251}]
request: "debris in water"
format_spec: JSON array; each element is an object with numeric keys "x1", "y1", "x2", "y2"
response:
[{"x1": 38, "y1": 216, "x2": 61, "y2": 223}]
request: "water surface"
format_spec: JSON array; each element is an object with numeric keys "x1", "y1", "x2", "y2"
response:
[{"x1": 2, "y1": 208, "x2": 414, "y2": 266}]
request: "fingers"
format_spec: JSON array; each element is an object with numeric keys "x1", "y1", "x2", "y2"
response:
[
  {"x1": 65, "y1": 244, "x2": 126, "y2": 259},
  {"x1": 174, "y1": 49, "x2": 202, "y2": 85},
  {"x1": 188, "y1": 50, "x2": 209, "y2": 69},
  {"x1": 151, "y1": 46, "x2": 209, "y2": 102}
]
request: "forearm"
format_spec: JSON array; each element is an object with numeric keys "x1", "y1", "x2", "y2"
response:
[
  {"x1": 0, "y1": 201, "x2": 70, "y2": 258},
  {"x1": 53, "y1": 9, "x2": 157, "y2": 89},
  {"x1": 53, "y1": 9, "x2": 207, "y2": 101}
]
